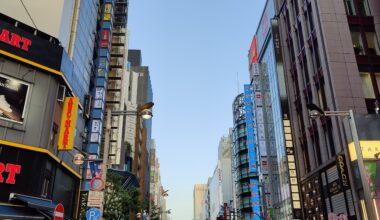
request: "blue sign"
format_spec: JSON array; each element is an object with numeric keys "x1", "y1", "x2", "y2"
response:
[
  {"x1": 86, "y1": 208, "x2": 101, "y2": 220},
  {"x1": 250, "y1": 178, "x2": 261, "y2": 220},
  {"x1": 244, "y1": 84, "x2": 257, "y2": 173}
]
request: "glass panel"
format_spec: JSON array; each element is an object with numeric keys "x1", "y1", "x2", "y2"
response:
[
  {"x1": 358, "y1": 0, "x2": 371, "y2": 16},
  {"x1": 351, "y1": 32, "x2": 366, "y2": 55},
  {"x1": 360, "y1": 72, "x2": 375, "y2": 98},
  {"x1": 365, "y1": 32, "x2": 380, "y2": 55},
  {"x1": 344, "y1": 0, "x2": 356, "y2": 15},
  {"x1": 375, "y1": 73, "x2": 380, "y2": 94}
]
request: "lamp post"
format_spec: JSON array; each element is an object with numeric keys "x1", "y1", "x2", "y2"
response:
[
  {"x1": 306, "y1": 103, "x2": 377, "y2": 220},
  {"x1": 101, "y1": 102, "x2": 154, "y2": 219}
]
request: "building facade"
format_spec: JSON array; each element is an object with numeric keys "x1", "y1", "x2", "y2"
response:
[
  {"x1": 248, "y1": 1, "x2": 302, "y2": 219},
  {"x1": 232, "y1": 95, "x2": 258, "y2": 220},
  {"x1": 0, "y1": 13, "x2": 82, "y2": 219},
  {"x1": 276, "y1": 0, "x2": 380, "y2": 219},
  {"x1": 194, "y1": 184, "x2": 208, "y2": 220}
]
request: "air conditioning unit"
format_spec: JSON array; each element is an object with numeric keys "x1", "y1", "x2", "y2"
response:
[{"x1": 57, "y1": 85, "x2": 66, "y2": 102}]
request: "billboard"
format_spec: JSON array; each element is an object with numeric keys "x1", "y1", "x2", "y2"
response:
[
  {"x1": 58, "y1": 97, "x2": 79, "y2": 151},
  {"x1": 249, "y1": 36, "x2": 258, "y2": 65},
  {"x1": 0, "y1": 74, "x2": 30, "y2": 123},
  {"x1": 0, "y1": 14, "x2": 63, "y2": 71},
  {"x1": 244, "y1": 84, "x2": 257, "y2": 173}
]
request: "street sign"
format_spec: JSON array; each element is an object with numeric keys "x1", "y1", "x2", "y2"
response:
[
  {"x1": 87, "y1": 191, "x2": 104, "y2": 207},
  {"x1": 90, "y1": 177, "x2": 105, "y2": 191},
  {"x1": 54, "y1": 203, "x2": 64, "y2": 220},
  {"x1": 73, "y1": 153, "x2": 85, "y2": 165},
  {"x1": 86, "y1": 208, "x2": 101, "y2": 220}
]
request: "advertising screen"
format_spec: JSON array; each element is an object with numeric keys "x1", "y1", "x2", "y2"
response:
[{"x1": 0, "y1": 74, "x2": 29, "y2": 123}]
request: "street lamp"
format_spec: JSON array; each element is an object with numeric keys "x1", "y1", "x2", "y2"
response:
[
  {"x1": 101, "y1": 102, "x2": 154, "y2": 218},
  {"x1": 306, "y1": 103, "x2": 377, "y2": 220}
]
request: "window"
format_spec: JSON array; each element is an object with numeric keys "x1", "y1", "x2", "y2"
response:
[
  {"x1": 351, "y1": 32, "x2": 365, "y2": 55},
  {"x1": 49, "y1": 123, "x2": 58, "y2": 149},
  {"x1": 344, "y1": 0, "x2": 356, "y2": 15},
  {"x1": 375, "y1": 73, "x2": 380, "y2": 93},
  {"x1": 358, "y1": 0, "x2": 371, "y2": 16},
  {"x1": 360, "y1": 72, "x2": 375, "y2": 98},
  {"x1": 365, "y1": 32, "x2": 380, "y2": 55}
]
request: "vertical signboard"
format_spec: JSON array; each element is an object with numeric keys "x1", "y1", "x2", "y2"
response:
[
  {"x1": 58, "y1": 97, "x2": 79, "y2": 151},
  {"x1": 244, "y1": 84, "x2": 257, "y2": 173},
  {"x1": 283, "y1": 118, "x2": 301, "y2": 213},
  {"x1": 251, "y1": 178, "x2": 261, "y2": 220}
]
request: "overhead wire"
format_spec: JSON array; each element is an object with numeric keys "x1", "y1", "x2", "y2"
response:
[{"x1": 19, "y1": 0, "x2": 38, "y2": 30}]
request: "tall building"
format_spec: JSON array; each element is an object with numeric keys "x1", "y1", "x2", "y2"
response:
[
  {"x1": 127, "y1": 49, "x2": 154, "y2": 205},
  {"x1": 276, "y1": 0, "x2": 380, "y2": 219},
  {"x1": 194, "y1": 184, "x2": 208, "y2": 220},
  {"x1": 232, "y1": 93, "x2": 258, "y2": 219},
  {"x1": 247, "y1": 1, "x2": 302, "y2": 219}
]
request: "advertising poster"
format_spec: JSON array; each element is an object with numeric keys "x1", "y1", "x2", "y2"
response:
[{"x1": 0, "y1": 74, "x2": 29, "y2": 123}]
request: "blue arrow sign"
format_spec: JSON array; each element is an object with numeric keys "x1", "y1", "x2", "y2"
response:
[{"x1": 86, "y1": 208, "x2": 101, "y2": 220}]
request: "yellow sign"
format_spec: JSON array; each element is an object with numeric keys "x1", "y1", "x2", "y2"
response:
[
  {"x1": 348, "y1": 141, "x2": 380, "y2": 161},
  {"x1": 103, "y1": 13, "x2": 111, "y2": 21},
  {"x1": 58, "y1": 97, "x2": 79, "y2": 151}
]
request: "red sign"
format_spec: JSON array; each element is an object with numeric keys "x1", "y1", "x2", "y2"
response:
[
  {"x1": 101, "y1": 29, "x2": 109, "y2": 48},
  {"x1": 54, "y1": 203, "x2": 64, "y2": 220},
  {"x1": 0, "y1": 29, "x2": 32, "y2": 51},
  {"x1": 249, "y1": 35, "x2": 258, "y2": 64},
  {"x1": 90, "y1": 177, "x2": 105, "y2": 191},
  {"x1": 0, "y1": 162, "x2": 21, "y2": 184}
]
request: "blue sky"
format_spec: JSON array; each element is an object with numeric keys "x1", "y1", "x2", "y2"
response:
[{"x1": 128, "y1": 1, "x2": 266, "y2": 219}]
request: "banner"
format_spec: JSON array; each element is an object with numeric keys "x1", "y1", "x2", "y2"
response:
[
  {"x1": 244, "y1": 84, "x2": 257, "y2": 173},
  {"x1": 57, "y1": 97, "x2": 79, "y2": 150}
]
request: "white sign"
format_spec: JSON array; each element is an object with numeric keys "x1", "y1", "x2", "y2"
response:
[{"x1": 87, "y1": 191, "x2": 104, "y2": 207}]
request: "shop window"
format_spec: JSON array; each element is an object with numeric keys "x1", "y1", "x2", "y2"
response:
[
  {"x1": 49, "y1": 123, "x2": 58, "y2": 149},
  {"x1": 358, "y1": 0, "x2": 371, "y2": 16},
  {"x1": 351, "y1": 32, "x2": 366, "y2": 55},
  {"x1": 344, "y1": 0, "x2": 356, "y2": 15},
  {"x1": 365, "y1": 32, "x2": 380, "y2": 55},
  {"x1": 360, "y1": 72, "x2": 375, "y2": 98}
]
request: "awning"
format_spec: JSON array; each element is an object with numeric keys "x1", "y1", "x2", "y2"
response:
[
  {"x1": 0, "y1": 204, "x2": 45, "y2": 219},
  {"x1": 9, "y1": 193, "x2": 56, "y2": 211}
]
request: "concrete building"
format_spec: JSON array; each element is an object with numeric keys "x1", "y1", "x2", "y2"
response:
[
  {"x1": 275, "y1": 0, "x2": 380, "y2": 219},
  {"x1": 194, "y1": 184, "x2": 208, "y2": 220}
]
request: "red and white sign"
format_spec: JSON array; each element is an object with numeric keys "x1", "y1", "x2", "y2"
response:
[
  {"x1": 87, "y1": 191, "x2": 104, "y2": 207},
  {"x1": 54, "y1": 203, "x2": 64, "y2": 220},
  {"x1": 90, "y1": 177, "x2": 105, "y2": 191}
]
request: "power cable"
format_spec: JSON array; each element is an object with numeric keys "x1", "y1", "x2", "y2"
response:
[{"x1": 19, "y1": 0, "x2": 38, "y2": 30}]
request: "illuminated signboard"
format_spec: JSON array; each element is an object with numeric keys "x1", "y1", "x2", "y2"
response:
[
  {"x1": 58, "y1": 97, "x2": 79, "y2": 151},
  {"x1": 0, "y1": 162, "x2": 21, "y2": 184},
  {"x1": 244, "y1": 84, "x2": 257, "y2": 173},
  {"x1": 0, "y1": 74, "x2": 30, "y2": 123},
  {"x1": 348, "y1": 141, "x2": 380, "y2": 161}
]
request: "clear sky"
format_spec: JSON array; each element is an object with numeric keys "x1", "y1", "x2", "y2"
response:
[{"x1": 128, "y1": 1, "x2": 266, "y2": 219}]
